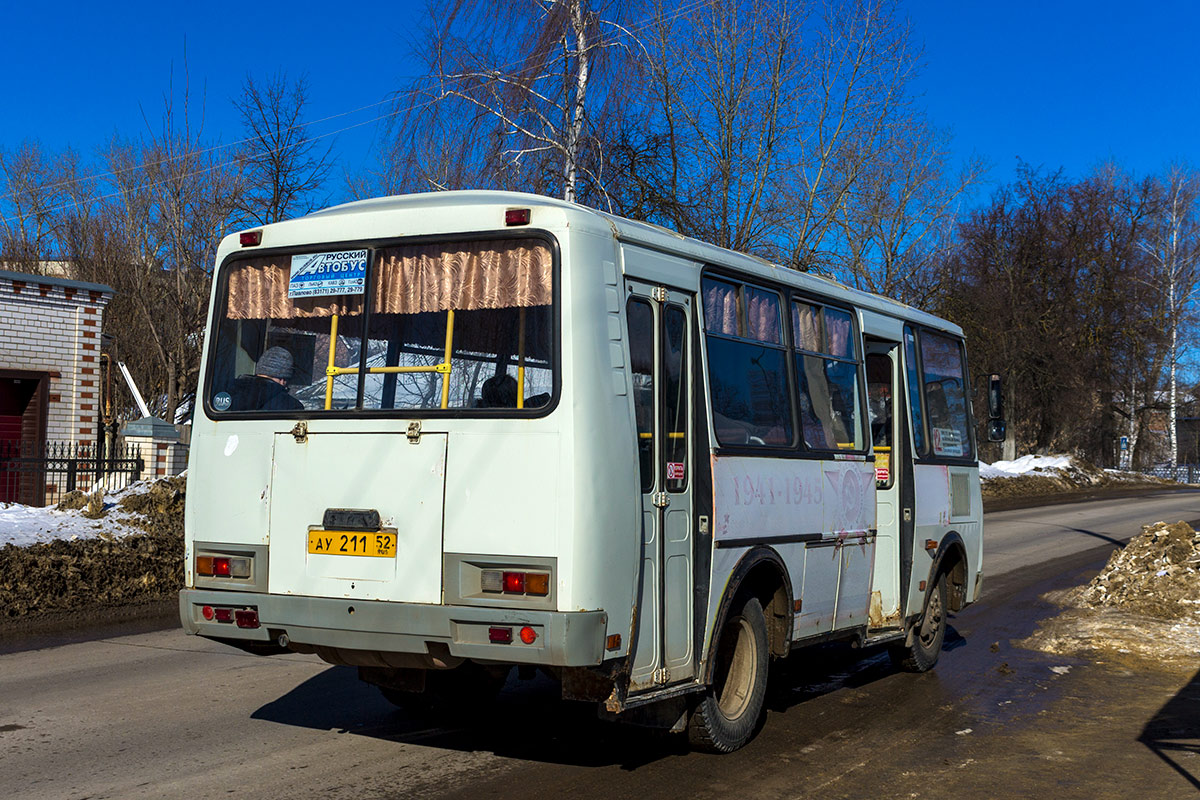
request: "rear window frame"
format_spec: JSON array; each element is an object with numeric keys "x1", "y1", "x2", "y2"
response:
[{"x1": 201, "y1": 229, "x2": 561, "y2": 422}]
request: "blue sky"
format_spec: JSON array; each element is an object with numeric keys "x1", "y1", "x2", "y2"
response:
[{"x1": 3, "y1": 0, "x2": 1198, "y2": 205}]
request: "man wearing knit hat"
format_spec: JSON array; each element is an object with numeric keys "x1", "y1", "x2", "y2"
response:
[{"x1": 229, "y1": 346, "x2": 304, "y2": 411}]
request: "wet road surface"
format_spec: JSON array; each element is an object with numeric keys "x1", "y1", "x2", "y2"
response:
[{"x1": 2, "y1": 491, "x2": 1200, "y2": 799}]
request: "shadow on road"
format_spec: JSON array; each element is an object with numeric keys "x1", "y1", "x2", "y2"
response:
[
  {"x1": 252, "y1": 664, "x2": 689, "y2": 769},
  {"x1": 1139, "y1": 666, "x2": 1200, "y2": 793},
  {"x1": 250, "y1": 637, "x2": 925, "y2": 770}
]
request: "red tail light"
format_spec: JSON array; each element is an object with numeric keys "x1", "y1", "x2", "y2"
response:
[
  {"x1": 519, "y1": 626, "x2": 537, "y2": 645},
  {"x1": 502, "y1": 572, "x2": 525, "y2": 593},
  {"x1": 212, "y1": 558, "x2": 232, "y2": 577}
]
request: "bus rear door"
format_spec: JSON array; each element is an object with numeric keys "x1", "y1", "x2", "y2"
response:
[{"x1": 626, "y1": 281, "x2": 696, "y2": 691}]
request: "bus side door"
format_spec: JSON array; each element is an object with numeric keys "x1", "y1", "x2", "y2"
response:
[{"x1": 626, "y1": 282, "x2": 696, "y2": 691}]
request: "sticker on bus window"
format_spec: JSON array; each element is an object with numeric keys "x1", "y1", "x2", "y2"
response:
[
  {"x1": 931, "y1": 427, "x2": 963, "y2": 457},
  {"x1": 288, "y1": 249, "x2": 368, "y2": 298},
  {"x1": 875, "y1": 451, "x2": 890, "y2": 483},
  {"x1": 667, "y1": 462, "x2": 686, "y2": 481}
]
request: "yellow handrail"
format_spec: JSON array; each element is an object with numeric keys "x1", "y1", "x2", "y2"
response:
[
  {"x1": 324, "y1": 313, "x2": 339, "y2": 411},
  {"x1": 440, "y1": 309, "x2": 455, "y2": 409},
  {"x1": 323, "y1": 309, "x2": 457, "y2": 410},
  {"x1": 517, "y1": 307, "x2": 526, "y2": 410}
]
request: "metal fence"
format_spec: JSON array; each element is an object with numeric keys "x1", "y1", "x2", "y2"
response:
[
  {"x1": 1136, "y1": 464, "x2": 1200, "y2": 484},
  {"x1": 0, "y1": 440, "x2": 143, "y2": 507}
]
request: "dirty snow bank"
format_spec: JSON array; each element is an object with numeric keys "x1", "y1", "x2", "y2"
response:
[
  {"x1": 0, "y1": 477, "x2": 185, "y2": 617},
  {"x1": 1021, "y1": 521, "x2": 1200, "y2": 662},
  {"x1": 980, "y1": 454, "x2": 1171, "y2": 502}
]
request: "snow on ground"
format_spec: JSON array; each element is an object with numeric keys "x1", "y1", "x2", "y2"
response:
[
  {"x1": 980, "y1": 454, "x2": 1074, "y2": 479},
  {"x1": 0, "y1": 481, "x2": 153, "y2": 548}
]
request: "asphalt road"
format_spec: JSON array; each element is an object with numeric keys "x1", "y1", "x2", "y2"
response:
[{"x1": 3, "y1": 490, "x2": 1200, "y2": 800}]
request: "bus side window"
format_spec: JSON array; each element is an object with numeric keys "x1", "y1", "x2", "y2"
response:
[
  {"x1": 628, "y1": 298, "x2": 655, "y2": 492},
  {"x1": 904, "y1": 328, "x2": 926, "y2": 455},
  {"x1": 701, "y1": 278, "x2": 793, "y2": 447},
  {"x1": 793, "y1": 302, "x2": 864, "y2": 452},
  {"x1": 866, "y1": 352, "x2": 893, "y2": 488},
  {"x1": 663, "y1": 304, "x2": 688, "y2": 492}
]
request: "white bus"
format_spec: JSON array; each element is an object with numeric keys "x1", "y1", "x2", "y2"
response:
[{"x1": 180, "y1": 191, "x2": 991, "y2": 752}]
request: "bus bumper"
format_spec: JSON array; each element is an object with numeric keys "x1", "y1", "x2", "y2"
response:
[{"x1": 178, "y1": 589, "x2": 609, "y2": 667}]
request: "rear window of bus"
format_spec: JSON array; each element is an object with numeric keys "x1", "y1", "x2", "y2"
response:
[{"x1": 206, "y1": 237, "x2": 555, "y2": 415}]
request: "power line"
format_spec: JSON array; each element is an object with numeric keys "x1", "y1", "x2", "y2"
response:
[{"x1": 0, "y1": 0, "x2": 712, "y2": 224}]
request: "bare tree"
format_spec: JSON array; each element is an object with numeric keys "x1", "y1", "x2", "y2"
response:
[
  {"x1": 0, "y1": 142, "x2": 73, "y2": 270},
  {"x1": 233, "y1": 71, "x2": 333, "y2": 225},
  {"x1": 830, "y1": 115, "x2": 985, "y2": 304},
  {"x1": 1139, "y1": 164, "x2": 1200, "y2": 467},
  {"x1": 370, "y1": 0, "x2": 638, "y2": 204}
]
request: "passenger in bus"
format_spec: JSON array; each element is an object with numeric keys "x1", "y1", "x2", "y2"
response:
[
  {"x1": 479, "y1": 373, "x2": 518, "y2": 408},
  {"x1": 229, "y1": 346, "x2": 303, "y2": 411}
]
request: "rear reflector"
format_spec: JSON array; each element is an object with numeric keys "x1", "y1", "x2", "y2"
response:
[
  {"x1": 214, "y1": 608, "x2": 234, "y2": 623},
  {"x1": 606, "y1": 634, "x2": 621, "y2": 651},
  {"x1": 488, "y1": 626, "x2": 513, "y2": 644},
  {"x1": 235, "y1": 609, "x2": 260, "y2": 629}
]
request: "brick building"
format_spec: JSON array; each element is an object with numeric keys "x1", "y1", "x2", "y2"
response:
[{"x1": 0, "y1": 269, "x2": 115, "y2": 502}]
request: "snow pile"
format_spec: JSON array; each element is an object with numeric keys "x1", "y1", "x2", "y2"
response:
[
  {"x1": 980, "y1": 454, "x2": 1171, "y2": 501},
  {"x1": 1077, "y1": 521, "x2": 1200, "y2": 620},
  {"x1": 0, "y1": 476, "x2": 186, "y2": 617},
  {"x1": 0, "y1": 480, "x2": 156, "y2": 548},
  {"x1": 980, "y1": 454, "x2": 1073, "y2": 479},
  {"x1": 1020, "y1": 521, "x2": 1200, "y2": 662}
]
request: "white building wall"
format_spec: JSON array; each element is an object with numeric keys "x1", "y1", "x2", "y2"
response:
[{"x1": 0, "y1": 273, "x2": 112, "y2": 445}]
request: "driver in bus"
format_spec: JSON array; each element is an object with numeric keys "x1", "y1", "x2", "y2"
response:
[{"x1": 229, "y1": 346, "x2": 303, "y2": 411}]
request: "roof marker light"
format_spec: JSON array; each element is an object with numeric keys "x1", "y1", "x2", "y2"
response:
[
  {"x1": 240, "y1": 230, "x2": 262, "y2": 247},
  {"x1": 505, "y1": 209, "x2": 531, "y2": 226}
]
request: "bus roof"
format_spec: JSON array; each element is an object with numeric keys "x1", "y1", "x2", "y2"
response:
[{"x1": 301, "y1": 190, "x2": 962, "y2": 336}]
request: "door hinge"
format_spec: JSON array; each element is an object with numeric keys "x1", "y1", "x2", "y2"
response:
[
  {"x1": 289, "y1": 421, "x2": 308, "y2": 443},
  {"x1": 651, "y1": 286, "x2": 668, "y2": 302},
  {"x1": 653, "y1": 667, "x2": 670, "y2": 685},
  {"x1": 652, "y1": 492, "x2": 670, "y2": 508},
  {"x1": 406, "y1": 420, "x2": 422, "y2": 444}
]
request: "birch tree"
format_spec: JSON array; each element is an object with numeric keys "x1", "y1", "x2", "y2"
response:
[
  {"x1": 375, "y1": 0, "x2": 636, "y2": 204},
  {"x1": 1140, "y1": 165, "x2": 1200, "y2": 467}
]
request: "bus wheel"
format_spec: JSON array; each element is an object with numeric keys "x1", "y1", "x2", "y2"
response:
[
  {"x1": 890, "y1": 573, "x2": 947, "y2": 672},
  {"x1": 687, "y1": 596, "x2": 769, "y2": 753}
]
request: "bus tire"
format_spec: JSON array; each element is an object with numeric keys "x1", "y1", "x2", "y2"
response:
[
  {"x1": 890, "y1": 572, "x2": 947, "y2": 672},
  {"x1": 687, "y1": 596, "x2": 769, "y2": 753}
]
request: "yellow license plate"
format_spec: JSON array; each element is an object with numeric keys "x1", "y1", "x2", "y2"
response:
[{"x1": 307, "y1": 530, "x2": 396, "y2": 558}]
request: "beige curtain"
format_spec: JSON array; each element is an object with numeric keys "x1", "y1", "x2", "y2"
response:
[
  {"x1": 225, "y1": 258, "x2": 363, "y2": 320},
  {"x1": 225, "y1": 239, "x2": 551, "y2": 320},
  {"x1": 373, "y1": 239, "x2": 551, "y2": 314}
]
